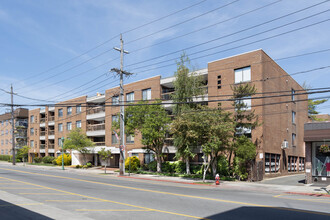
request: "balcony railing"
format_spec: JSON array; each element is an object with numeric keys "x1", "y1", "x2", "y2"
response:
[
  {"x1": 40, "y1": 131, "x2": 46, "y2": 136},
  {"x1": 48, "y1": 144, "x2": 55, "y2": 149},
  {"x1": 40, "y1": 118, "x2": 46, "y2": 123},
  {"x1": 40, "y1": 144, "x2": 45, "y2": 149},
  {"x1": 161, "y1": 86, "x2": 208, "y2": 100},
  {"x1": 87, "y1": 123, "x2": 105, "y2": 131},
  {"x1": 94, "y1": 142, "x2": 106, "y2": 146},
  {"x1": 48, "y1": 130, "x2": 55, "y2": 135},
  {"x1": 48, "y1": 116, "x2": 55, "y2": 121},
  {"x1": 87, "y1": 106, "x2": 105, "y2": 115}
]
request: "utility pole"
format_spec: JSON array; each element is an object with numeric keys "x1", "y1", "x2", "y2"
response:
[
  {"x1": 111, "y1": 34, "x2": 133, "y2": 176},
  {"x1": 10, "y1": 85, "x2": 16, "y2": 165}
]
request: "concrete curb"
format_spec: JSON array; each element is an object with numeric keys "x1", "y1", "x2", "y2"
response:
[{"x1": 285, "y1": 191, "x2": 330, "y2": 197}]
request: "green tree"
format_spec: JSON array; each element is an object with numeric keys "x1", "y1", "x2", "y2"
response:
[
  {"x1": 234, "y1": 135, "x2": 256, "y2": 180},
  {"x1": 113, "y1": 101, "x2": 171, "y2": 173},
  {"x1": 171, "y1": 52, "x2": 205, "y2": 174},
  {"x1": 98, "y1": 148, "x2": 112, "y2": 174},
  {"x1": 229, "y1": 83, "x2": 259, "y2": 172},
  {"x1": 302, "y1": 82, "x2": 328, "y2": 121},
  {"x1": 17, "y1": 145, "x2": 30, "y2": 165},
  {"x1": 63, "y1": 128, "x2": 95, "y2": 165}
]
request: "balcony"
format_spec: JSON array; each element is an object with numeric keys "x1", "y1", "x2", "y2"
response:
[
  {"x1": 94, "y1": 142, "x2": 106, "y2": 146},
  {"x1": 86, "y1": 106, "x2": 105, "y2": 120},
  {"x1": 40, "y1": 144, "x2": 45, "y2": 149},
  {"x1": 40, "y1": 118, "x2": 46, "y2": 123},
  {"x1": 48, "y1": 144, "x2": 55, "y2": 149},
  {"x1": 48, "y1": 116, "x2": 55, "y2": 126},
  {"x1": 40, "y1": 131, "x2": 46, "y2": 140},
  {"x1": 86, "y1": 123, "x2": 105, "y2": 137},
  {"x1": 48, "y1": 130, "x2": 55, "y2": 139},
  {"x1": 15, "y1": 120, "x2": 28, "y2": 128}
]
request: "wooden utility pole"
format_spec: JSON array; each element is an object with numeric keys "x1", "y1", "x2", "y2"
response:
[{"x1": 111, "y1": 34, "x2": 132, "y2": 176}]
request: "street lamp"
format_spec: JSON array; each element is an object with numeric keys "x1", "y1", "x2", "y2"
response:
[{"x1": 61, "y1": 137, "x2": 64, "y2": 170}]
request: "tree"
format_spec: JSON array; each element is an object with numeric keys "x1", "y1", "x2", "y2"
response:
[
  {"x1": 63, "y1": 128, "x2": 95, "y2": 165},
  {"x1": 234, "y1": 136, "x2": 256, "y2": 180},
  {"x1": 229, "y1": 83, "x2": 259, "y2": 173},
  {"x1": 113, "y1": 101, "x2": 171, "y2": 173},
  {"x1": 302, "y1": 82, "x2": 328, "y2": 121},
  {"x1": 171, "y1": 52, "x2": 205, "y2": 174},
  {"x1": 98, "y1": 148, "x2": 112, "y2": 174},
  {"x1": 17, "y1": 145, "x2": 30, "y2": 166}
]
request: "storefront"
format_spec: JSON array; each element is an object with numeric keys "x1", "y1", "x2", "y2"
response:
[{"x1": 304, "y1": 122, "x2": 330, "y2": 184}]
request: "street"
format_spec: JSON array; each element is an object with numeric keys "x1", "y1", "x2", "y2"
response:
[{"x1": 0, "y1": 164, "x2": 329, "y2": 220}]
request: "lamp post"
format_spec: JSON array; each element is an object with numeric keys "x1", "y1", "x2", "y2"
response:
[{"x1": 61, "y1": 137, "x2": 64, "y2": 170}]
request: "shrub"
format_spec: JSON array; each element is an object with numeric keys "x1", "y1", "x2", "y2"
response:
[
  {"x1": 217, "y1": 155, "x2": 230, "y2": 176},
  {"x1": 86, "y1": 162, "x2": 92, "y2": 168},
  {"x1": 162, "y1": 161, "x2": 174, "y2": 173},
  {"x1": 0, "y1": 155, "x2": 11, "y2": 161},
  {"x1": 42, "y1": 156, "x2": 55, "y2": 164},
  {"x1": 55, "y1": 154, "x2": 71, "y2": 166},
  {"x1": 147, "y1": 160, "x2": 157, "y2": 172},
  {"x1": 125, "y1": 156, "x2": 140, "y2": 171},
  {"x1": 190, "y1": 164, "x2": 202, "y2": 175},
  {"x1": 173, "y1": 161, "x2": 186, "y2": 174},
  {"x1": 33, "y1": 157, "x2": 42, "y2": 163},
  {"x1": 8, "y1": 156, "x2": 21, "y2": 163},
  {"x1": 52, "y1": 159, "x2": 57, "y2": 165},
  {"x1": 82, "y1": 165, "x2": 88, "y2": 169},
  {"x1": 76, "y1": 165, "x2": 83, "y2": 168}
]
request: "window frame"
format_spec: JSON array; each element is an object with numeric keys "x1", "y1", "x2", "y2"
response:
[
  {"x1": 142, "y1": 88, "x2": 151, "y2": 100},
  {"x1": 126, "y1": 92, "x2": 134, "y2": 103},
  {"x1": 67, "y1": 122, "x2": 72, "y2": 131},
  {"x1": 112, "y1": 96, "x2": 119, "y2": 105},
  {"x1": 76, "y1": 120, "x2": 81, "y2": 128},
  {"x1": 58, "y1": 123, "x2": 63, "y2": 132},
  {"x1": 76, "y1": 105, "x2": 81, "y2": 114},
  {"x1": 67, "y1": 107, "x2": 72, "y2": 116},
  {"x1": 234, "y1": 66, "x2": 251, "y2": 84},
  {"x1": 58, "y1": 109, "x2": 63, "y2": 117}
]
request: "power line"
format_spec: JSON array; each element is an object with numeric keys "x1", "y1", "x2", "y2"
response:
[
  {"x1": 17, "y1": 0, "x2": 207, "y2": 85},
  {"x1": 132, "y1": 11, "x2": 330, "y2": 72}
]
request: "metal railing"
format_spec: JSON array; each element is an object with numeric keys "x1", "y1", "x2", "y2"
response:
[
  {"x1": 48, "y1": 130, "x2": 55, "y2": 135},
  {"x1": 87, "y1": 106, "x2": 105, "y2": 115},
  {"x1": 94, "y1": 142, "x2": 106, "y2": 146},
  {"x1": 40, "y1": 131, "x2": 46, "y2": 136},
  {"x1": 40, "y1": 144, "x2": 45, "y2": 149},
  {"x1": 48, "y1": 144, "x2": 55, "y2": 149},
  {"x1": 87, "y1": 123, "x2": 105, "y2": 131},
  {"x1": 48, "y1": 116, "x2": 55, "y2": 121},
  {"x1": 161, "y1": 86, "x2": 208, "y2": 100},
  {"x1": 40, "y1": 118, "x2": 46, "y2": 123}
]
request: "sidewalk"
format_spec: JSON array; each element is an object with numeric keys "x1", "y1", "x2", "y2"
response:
[{"x1": 1, "y1": 161, "x2": 329, "y2": 197}]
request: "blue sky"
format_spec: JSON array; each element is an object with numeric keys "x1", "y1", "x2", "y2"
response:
[{"x1": 0, "y1": 0, "x2": 329, "y2": 114}]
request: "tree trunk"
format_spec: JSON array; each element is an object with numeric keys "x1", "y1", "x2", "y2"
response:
[
  {"x1": 185, "y1": 158, "x2": 190, "y2": 175},
  {"x1": 211, "y1": 157, "x2": 217, "y2": 177},
  {"x1": 228, "y1": 150, "x2": 233, "y2": 175},
  {"x1": 156, "y1": 154, "x2": 162, "y2": 173}
]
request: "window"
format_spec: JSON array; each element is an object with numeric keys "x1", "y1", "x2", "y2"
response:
[
  {"x1": 126, "y1": 134, "x2": 134, "y2": 144},
  {"x1": 265, "y1": 153, "x2": 280, "y2": 173},
  {"x1": 112, "y1": 96, "x2": 119, "y2": 105},
  {"x1": 1, "y1": 140, "x2": 3, "y2": 145},
  {"x1": 142, "y1": 88, "x2": 151, "y2": 100},
  {"x1": 291, "y1": 89, "x2": 295, "y2": 101},
  {"x1": 112, "y1": 133, "x2": 119, "y2": 144},
  {"x1": 5, "y1": 149, "x2": 8, "y2": 155},
  {"x1": 235, "y1": 127, "x2": 252, "y2": 138},
  {"x1": 288, "y1": 156, "x2": 298, "y2": 172},
  {"x1": 5, "y1": 120, "x2": 8, "y2": 126},
  {"x1": 58, "y1": 138, "x2": 63, "y2": 147},
  {"x1": 292, "y1": 111, "x2": 296, "y2": 124},
  {"x1": 235, "y1": 66, "x2": 251, "y2": 83},
  {"x1": 76, "y1": 120, "x2": 81, "y2": 128},
  {"x1": 1, "y1": 121, "x2": 3, "y2": 126},
  {"x1": 30, "y1": 115, "x2": 34, "y2": 123},
  {"x1": 235, "y1": 97, "x2": 251, "y2": 110},
  {"x1": 67, "y1": 122, "x2": 72, "y2": 131},
  {"x1": 67, "y1": 107, "x2": 72, "y2": 116},
  {"x1": 30, "y1": 128, "x2": 34, "y2": 136},
  {"x1": 58, "y1": 123, "x2": 63, "y2": 132},
  {"x1": 217, "y1": 75, "x2": 222, "y2": 89},
  {"x1": 112, "y1": 115, "x2": 119, "y2": 123},
  {"x1": 144, "y1": 153, "x2": 154, "y2": 164},
  {"x1": 292, "y1": 133, "x2": 296, "y2": 147},
  {"x1": 1, "y1": 149, "x2": 3, "y2": 154},
  {"x1": 1, "y1": 130, "x2": 3, "y2": 136},
  {"x1": 6, "y1": 139, "x2": 8, "y2": 145},
  {"x1": 58, "y1": 109, "x2": 63, "y2": 117},
  {"x1": 76, "y1": 105, "x2": 81, "y2": 114},
  {"x1": 126, "y1": 92, "x2": 134, "y2": 103},
  {"x1": 30, "y1": 140, "x2": 34, "y2": 148},
  {"x1": 5, "y1": 129, "x2": 8, "y2": 135}
]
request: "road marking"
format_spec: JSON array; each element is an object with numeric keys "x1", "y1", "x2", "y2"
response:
[
  {"x1": 274, "y1": 194, "x2": 330, "y2": 204},
  {"x1": 1, "y1": 168, "x2": 330, "y2": 217},
  {"x1": 19, "y1": 193, "x2": 68, "y2": 195},
  {"x1": 76, "y1": 209, "x2": 151, "y2": 212},
  {"x1": 0, "y1": 182, "x2": 25, "y2": 185},
  {"x1": 0, "y1": 203, "x2": 43, "y2": 207},
  {"x1": 46, "y1": 200, "x2": 103, "y2": 203},
  {"x1": 0, "y1": 176, "x2": 208, "y2": 220}
]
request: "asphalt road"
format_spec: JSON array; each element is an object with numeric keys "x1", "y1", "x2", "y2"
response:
[{"x1": 0, "y1": 164, "x2": 329, "y2": 220}]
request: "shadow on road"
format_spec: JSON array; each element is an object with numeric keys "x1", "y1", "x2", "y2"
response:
[
  {"x1": 0, "y1": 199, "x2": 51, "y2": 220},
  {"x1": 205, "y1": 206, "x2": 329, "y2": 220}
]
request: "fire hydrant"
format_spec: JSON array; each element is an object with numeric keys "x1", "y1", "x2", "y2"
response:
[{"x1": 215, "y1": 174, "x2": 220, "y2": 185}]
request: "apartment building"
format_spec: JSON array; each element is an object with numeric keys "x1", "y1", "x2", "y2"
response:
[
  {"x1": 0, "y1": 108, "x2": 28, "y2": 156},
  {"x1": 28, "y1": 49, "x2": 308, "y2": 179}
]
